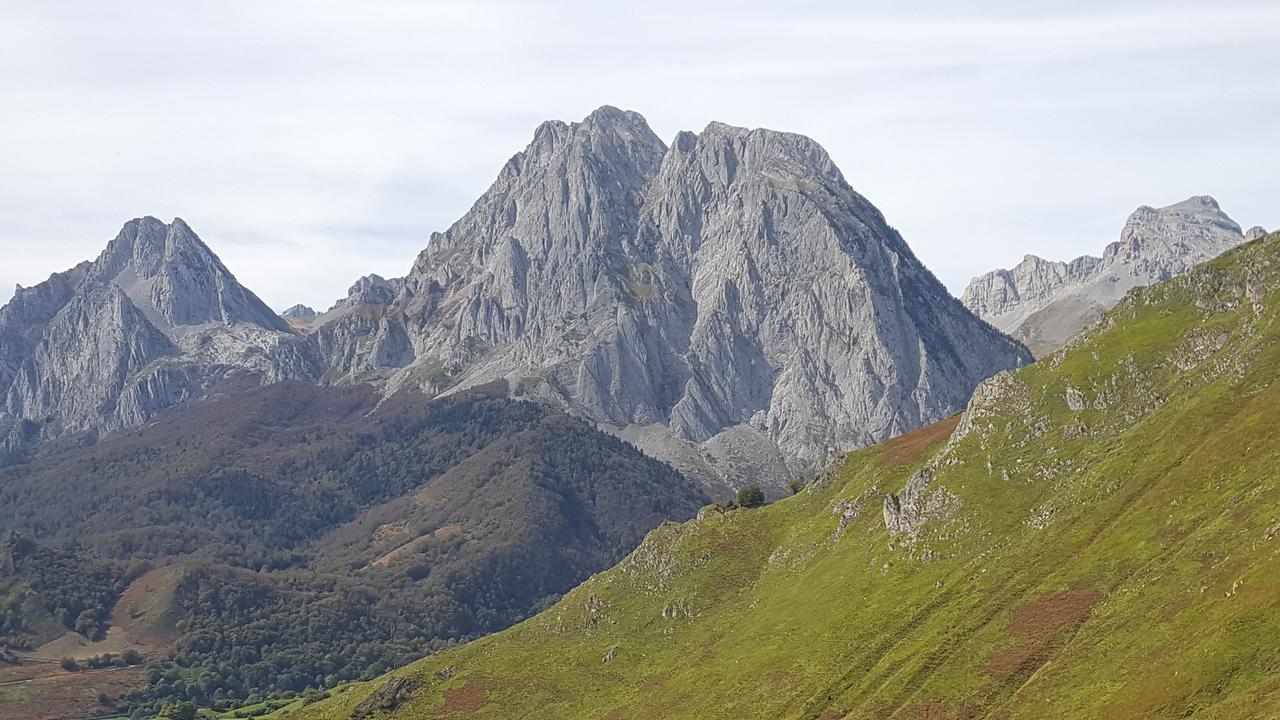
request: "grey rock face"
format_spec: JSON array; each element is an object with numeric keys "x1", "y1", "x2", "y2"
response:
[
  {"x1": 962, "y1": 196, "x2": 1250, "y2": 356},
  {"x1": 883, "y1": 466, "x2": 961, "y2": 543},
  {"x1": 315, "y1": 107, "x2": 1030, "y2": 493},
  {"x1": 0, "y1": 217, "x2": 317, "y2": 439},
  {"x1": 1245, "y1": 226, "x2": 1269, "y2": 242},
  {"x1": 282, "y1": 304, "x2": 317, "y2": 319}
]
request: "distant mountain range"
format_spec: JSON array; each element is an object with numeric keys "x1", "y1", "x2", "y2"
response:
[
  {"x1": 962, "y1": 196, "x2": 1266, "y2": 356},
  {"x1": 0, "y1": 107, "x2": 1031, "y2": 495}
]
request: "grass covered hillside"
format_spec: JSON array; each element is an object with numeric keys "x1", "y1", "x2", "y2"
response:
[{"x1": 292, "y1": 232, "x2": 1280, "y2": 720}]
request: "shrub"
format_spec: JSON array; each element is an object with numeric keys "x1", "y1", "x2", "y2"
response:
[{"x1": 736, "y1": 484, "x2": 765, "y2": 508}]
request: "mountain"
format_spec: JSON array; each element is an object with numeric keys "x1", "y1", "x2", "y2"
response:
[
  {"x1": 962, "y1": 196, "x2": 1259, "y2": 356},
  {"x1": 281, "y1": 303, "x2": 319, "y2": 331},
  {"x1": 0, "y1": 381, "x2": 707, "y2": 715},
  {"x1": 309, "y1": 107, "x2": 1030, "y2": 493},
  {"x1": 295, "y1": 232, "x2": 1280, "y2": 720},
  {"x1": 0, "y1": 109, "x2": 1028, "y2": 492},
  {"x1": 0, "y1": 216, "x2": 317, "y2": 459}
]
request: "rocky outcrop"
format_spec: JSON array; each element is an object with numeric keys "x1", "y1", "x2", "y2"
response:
[
  {"x1": 350, "y1": 676, "x2": 421, "y2": 719},
  {"x1": 0, "y1": 217, "x2": 317, "y2": 441},
  {"x1": 313, "y1": 107, "x2": 1030, "y2": 492},
  {"x1": 882, "y1": 466, "x2": 961, "y2": 543},
  {"x1": 962, "y1": 196, "x2": 1252, "y2": 356}
]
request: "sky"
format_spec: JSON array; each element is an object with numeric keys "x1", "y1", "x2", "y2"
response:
[{"x1": 1, "y1": 1, "x2": 1277, "y2": 312}]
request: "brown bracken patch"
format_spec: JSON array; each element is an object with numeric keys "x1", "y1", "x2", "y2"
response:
[
  {"x1": 0, "y1": 666, "x2": 146, "y2": 720},
  {"x1": 818, "y1": 710, "x2": 847, "y2": 720},
  {"x1": 985, "y1": 587, "x2": 1102, "y2": 682},
  {"x1": 434, "y1": 679, "x2": 489, "y2": 715},
  {"x1": 880, "y1": 415, "x2": 962, "y2": 466}
]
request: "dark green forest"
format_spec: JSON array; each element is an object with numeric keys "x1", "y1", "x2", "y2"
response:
[{"x1": 0, "y1": 381, "x2": 706, "y2": 713}]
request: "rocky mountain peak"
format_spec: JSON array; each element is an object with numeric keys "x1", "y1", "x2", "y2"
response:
[
  {"x1": 1245, "y1": 226, "x2": 1269, "y2": 242},
  {"x1": 318, "y1": 107, "x2": 1030, "y2": 493},
  {"x1": 963, "y1": 195, "x2": 1251, "y2": 356},
  {"x1": 282, "y1": 304, "x2": 317, "y2": 320},
  {"x1": 1108, "y1": 195, "x2": 1243, "y2": 273},
  {"x1": 3, "y1": 108, "x2": 1031, "y2": 495},
  {"x1": 0, "y1": 217, "x2": 315, "y2": 447},
  {"x1": 345, "y1": 274, "x2": 396, "y2": 301},
  {"x1": 85, "y1": 216, "x2": 288, "y2": 331},
  {"x1": 408, "y1": 107, "x2": 667, "y2": 284}
]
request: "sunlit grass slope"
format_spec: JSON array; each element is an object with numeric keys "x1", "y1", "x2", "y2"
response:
[{"x1": 292, "y1": 233, "x2": 1280, "y2": 720}]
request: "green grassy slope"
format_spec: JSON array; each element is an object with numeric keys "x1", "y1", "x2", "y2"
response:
[{"x1": 292, "y1": 233, "x2": 1280, "y2": 720}]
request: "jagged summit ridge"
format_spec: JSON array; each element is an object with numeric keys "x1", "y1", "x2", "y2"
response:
[
  {"x1": 3, "y1": 109, "x2": 1031, "y2": 487},
  {"x1": 90, "y1": 216, "x2": 290, "y2": 332},
  {"x1": 961, "y1": 195, "x2": 1252, "y2": 356},
  {"x1": 314, "y1": 107, "x2": 1031, "y2": 492},
  {"x1": 0, "y1": 217, "x2": 315, "y2": 447}
]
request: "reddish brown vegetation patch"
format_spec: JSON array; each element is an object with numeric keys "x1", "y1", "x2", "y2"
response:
[
  {"x1": 985, "y1": 587, "x2": 1102, "y2": 682},
  {"x1": 818, "y1": 710, "x2": 847, "y2": 720},
  {"x1": 0, "y1": 665, "x2": 146, "y2": 720},
  {"x1": 109, "y1": 566, "x2": 183, "y2": 653},
  {"x1": 434, "y1": 679, "x2": 489, "y2": 715},
  {"x1": 880, "y1": 415, "x2": 962, "y2": 466}
]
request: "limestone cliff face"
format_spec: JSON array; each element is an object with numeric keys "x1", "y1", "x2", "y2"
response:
[
  {"x1": 4, "y1": 109, "x2": 1033, "y2": 490},
  {"x1": 315, "y1": 107, "x2": 1030, "y2": 492},
  {"x1": 0, "y1": 217, "x2": 317, "y2": 443},
  {"x1": 962, "y1": 196, "x2": 1257, "y2": 356}
]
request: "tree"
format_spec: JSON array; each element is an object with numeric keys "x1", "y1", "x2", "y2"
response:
[
  {"x1": 735, "y1": 484, "x2": 765, "y2": 508},
  {"x1": 60, "y1": 657, "x2": 80, "y2": 672},
  {"x1": 161, "y1": 701, "x2": 198, "y2": 720},
  {"x1": 786, "y1": 479, "x2": 805, "y2": 495}
]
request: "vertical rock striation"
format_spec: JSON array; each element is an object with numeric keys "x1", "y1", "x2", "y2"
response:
[
  {"x1": 313, "y1": 107, "x2": 1031, "y2": 492},
  {"x1": 0, "y1": 217, "x2": 317, "y2": 448}
]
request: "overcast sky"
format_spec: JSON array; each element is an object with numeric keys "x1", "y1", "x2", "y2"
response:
[{"x1": 2, "y1": 1, "x2": 1277, "y2": 311}]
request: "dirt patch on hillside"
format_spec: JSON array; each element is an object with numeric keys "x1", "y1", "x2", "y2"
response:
[
  {"x1": 372, "y1": 522, "x2": 414, "y2": 551},
  {"x1": 434, "y1": 679, "x2": 489, "y2": 715},
  {"x1": 880, "y1": 415, "x2": 962, "y2": 466},
  {"x1": 434, "y1": 524, "x2": 464, "y2": 541},
  {"x1": 0, "y1": 665, "x2": 145, "y2": 720},
  {"x1": 28, "y1": 627, "x2": 132, "y2": 662},
  {"x1": 985, "y1": 587, "x2": 1102, "y2": 682},
  {"x1": 27, "y1": 567, "x2": 182, "y2": 662},
  {"x1": 109, "y1": 566, "x2": 183, "y2": 654},
  {"x1": 370, "y1": 525, "x2": 465, "y2": 569}
]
